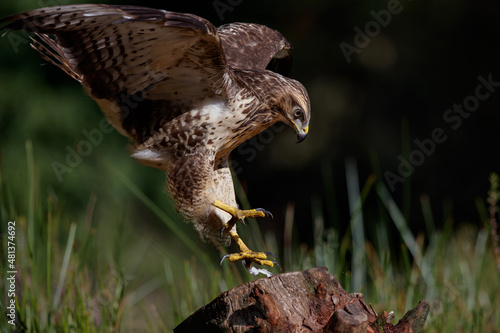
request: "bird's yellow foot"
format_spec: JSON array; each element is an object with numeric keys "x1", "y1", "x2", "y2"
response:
[
  {"x1": 213, "y1": 200, "x2": 273, "y2": 222},
  {"x1": 213, "y1": 200, "x2": 279, "y2": 276},
  {"x1": 220, "y1": 251, "x2": 280, "y2": 277},
  {"x1": 220, "y1": 250, "x2": 275, "y2": 267}
]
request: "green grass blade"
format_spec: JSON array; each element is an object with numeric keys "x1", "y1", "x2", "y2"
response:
[
  {"x1": 345, "y1": 157, "x2": 366, "y2": 292},
  {"x1": 420, "y1": 194, "x2": 435, "y2": 236},
  {"x1": 376, "y1": 182, "x2": 421, "y2": 262},
  {"x1": 401, "y1": 118, "x2": 411, "y2": 222},
  {"x1": 321, "y1": 160, "x2": 341, "y2": 229},
  {"x1": 52, "y1": 222, "x2": 77, "y2": 311},
  {"x1": 345, "y1": 158, "x2": 376, "y2": 291},
  {"x1": 26, "y1": 140, "x2": 36, "y2": 258}
]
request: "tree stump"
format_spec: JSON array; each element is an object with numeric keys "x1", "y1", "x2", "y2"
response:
[{"x1": 174, "y1": 267, "x2": 429, "y2": 332}]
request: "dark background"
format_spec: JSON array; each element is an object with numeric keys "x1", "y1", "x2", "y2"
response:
[{"x1": 1, "y1": 0, "x2": 499, "y2": 246}]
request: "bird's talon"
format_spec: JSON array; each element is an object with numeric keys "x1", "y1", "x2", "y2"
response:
[
  {"x1": 220, "y1": 254, "x2": 231, "y2": 265},
  {"x1": 264, "y1": 251, "x2": 275, "y2": 259},
  {"x1": 272, "y1": 261, "x2": 282, "y2": 270},
  {"x1": 255, "y1": 208, "x2": 273, "y2": 219}
]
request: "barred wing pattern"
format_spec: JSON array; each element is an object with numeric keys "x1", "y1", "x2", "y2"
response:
[
  {"x1": 218, "y1": 22, "x2": 292, "y2": 74},
  {"x1": 1, "y1": 4, "x2": 292, "y2": 142}
]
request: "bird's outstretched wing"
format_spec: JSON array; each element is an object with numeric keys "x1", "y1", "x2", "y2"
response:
[
  {"x1": 0, "y1": 5, "x2": 295, "y2": 143},
  {"x1": 218, "y1": 22, "x2": 292, "y2": 75},
  {"x1": 0, "y1": 4, "x2": 228, "y2": 141}
]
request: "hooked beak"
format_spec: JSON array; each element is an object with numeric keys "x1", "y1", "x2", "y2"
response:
[{"x1": 296, "y1": 125, "x2": 309, "y2": 143}]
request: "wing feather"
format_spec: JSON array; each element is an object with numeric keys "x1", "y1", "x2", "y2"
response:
[
  {"x1": 1, "y1": 5, "x2": 225, "y2": 99},
  {"x1": 218, "y1": 22, "x2": 292, "y2": 75},
  {"x1": 1, "y1": 4, "x2": 228, "y2": 142}
]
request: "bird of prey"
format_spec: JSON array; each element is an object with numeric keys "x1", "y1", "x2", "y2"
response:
[{"x1": 1, "y1": 4, "x2": 311, "y2": 276}]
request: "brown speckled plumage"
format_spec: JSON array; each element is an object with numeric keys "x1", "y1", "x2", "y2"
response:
[{"x1": 1, "y1": 4, "x2": 311, "y2": 264}]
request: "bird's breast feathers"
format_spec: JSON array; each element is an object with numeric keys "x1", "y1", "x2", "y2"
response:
[{"x1": 131, "y1": 95, "x2": 274, "y2": 169}]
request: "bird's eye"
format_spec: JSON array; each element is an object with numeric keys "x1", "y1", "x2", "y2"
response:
[{"x1": 293, "y1": 108, "x2": 303, "y2": 119}]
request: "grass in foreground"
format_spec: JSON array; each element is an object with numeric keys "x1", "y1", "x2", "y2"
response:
[{"x1": 0, "y1": 142, "x2": 499, "y2": 332}]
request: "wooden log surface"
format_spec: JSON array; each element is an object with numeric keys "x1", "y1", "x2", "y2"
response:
[{"x1": 174, "y1": 267, "x2": 429, "y2": 333}]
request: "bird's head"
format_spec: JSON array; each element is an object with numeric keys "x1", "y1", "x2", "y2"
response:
[
  {"x1": 234, "y1": 69, "x2": 310, "y2": 142},
  {"x1": 274, "y1": 78, "x2": 311, "y2": 143}
]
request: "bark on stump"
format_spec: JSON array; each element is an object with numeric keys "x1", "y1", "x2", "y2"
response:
[{"x1": 174, "y1": 267, "x2": 429, "y2": 333}]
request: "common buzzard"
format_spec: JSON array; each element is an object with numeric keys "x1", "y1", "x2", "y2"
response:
[{"x1": 1, "y1": 4, "x2": 311, "y2": 276}]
